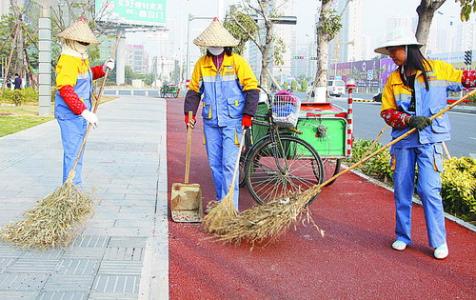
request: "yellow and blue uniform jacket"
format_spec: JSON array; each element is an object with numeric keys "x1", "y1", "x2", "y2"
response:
[
  {"x1": 381, "y1": 60, "x2": 462, "y2": 147},
  {"x1": 55, "y1": 54, "x2": 94, "y2": 120},
  {"x1": 184, "y1": 53, "x2": 259, "y2": 127}
]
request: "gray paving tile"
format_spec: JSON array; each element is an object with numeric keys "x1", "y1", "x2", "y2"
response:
[
  {"x1": 6, "y1": 259, "x2": 59, "y2": 273},
  {"x1": 56, "y1": 259, "x2": 100, "y2": 275},
  {"x1": 92, "y1": 274, "x2": 140, "y2": 294},
  {"x1": 98, "y1": 261, "x2": 143, "y2": 275},
  {"x1": 42, "y1": 275, "x2": 94, "y2": 291},
  {"x1": 37, "y1": 291, "x2": 88, "y2": 300},
  {"x1": 62, "y1": 247, "x2": 106, "y2": 259},
  {"x1": 103, "y1": 247, "x2": 143, "y2": 261},
  {"x1": 107, "y1": 237, "x2": 147, "y2": 248},
  {"x1": 71, "y1": 235, "x2": 109, "y2": 248},
  {"x1": 0, "y1": 273, "x2": 49, "y2": 290},
  {"x1": 0, "y1": 291, "x2": 38, "y2": 299},
  {"x1": 0, "y1": 257, "x2": 16, "y2": 273}
]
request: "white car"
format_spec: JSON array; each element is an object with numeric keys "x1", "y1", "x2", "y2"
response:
[{"x1": 327, "y1": 79, "x2": 346, "y2": 97}]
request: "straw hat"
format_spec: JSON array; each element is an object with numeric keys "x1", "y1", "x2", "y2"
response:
[
  {"x1": 193, "y1": 18, "x2": 239, "y2": 47},
  {"x1": 374, "y1": 29, "x2": 423, "y2": 55},
  {"x1": 57, "y1": 18, "x2": 100, "y2": 45}
]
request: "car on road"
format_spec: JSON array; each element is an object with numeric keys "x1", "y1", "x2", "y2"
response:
[{"x1": 327, "y1": 79, "x2": 346, "y2": 97}]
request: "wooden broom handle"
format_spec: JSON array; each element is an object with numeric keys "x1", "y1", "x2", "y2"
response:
[
  {"x1": 318, "y1": 88, "x2": 476, "y2": 189},
  {"x1": 67, "y1": 33, "x2": 121, "y2": 181},
  {"x1": 184, "y1": 111, "x2": 193, "y2": 184}
]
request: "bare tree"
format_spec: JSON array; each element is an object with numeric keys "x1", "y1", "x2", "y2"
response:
[
  {"x1": 228, "y1": 0, "x2": 286, "y2": 91},
  {"x1": 415, "y1": 0, "x2": 446, "y2": 53},
  {"x1": 312, "y1": 0, "x2": 341, "y2": 101}
]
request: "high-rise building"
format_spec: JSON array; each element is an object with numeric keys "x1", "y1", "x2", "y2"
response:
[
  {"x1": 328, "y1": 0, "x2": 365, "y2": 63},
  {"x1": 126, "y1": 44, "x2": 149, "y2": 74}
]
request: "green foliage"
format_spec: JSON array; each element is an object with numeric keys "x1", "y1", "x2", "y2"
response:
[
  {"x1": 458, "y1": 0, "x2": 476, "y2": 21},
  {"x1": 346, "y1": 139, "x2": 476, "y2": 223},
  {"x1": 0, "y1": 88, "x2": 38, "y2": 105},
  {"x1": 318, "y1": 9, "x2": 342, "y2": 41},
  {"x1": 223, "y1": 9, "x2": 258, "y2": 55},
  {"x1": 290, "y1": 80, "x2": 298, "y2": 91},
  {"x1": 0, "y1": 115, "x2": 53, "y2": 137},
  {"x1": 346, "y1": 139, "x2": 393, "y2": 183},
  {"x1": 441, "y1": 157, "x2": 476, "y2": 221},
  {"x1": 273, "y1": 36, "x2": 286, "y2": 66},
  {"x1": 282, "y1": 82, "x2": 289, "y2": 90},
  {"x1": 300, "y1": 79, "x2": 308, "y2": 92}
]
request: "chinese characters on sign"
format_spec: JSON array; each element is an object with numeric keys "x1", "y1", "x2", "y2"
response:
[{"x1": 96, "y1": 0, "x2": 167, "y2": 27}]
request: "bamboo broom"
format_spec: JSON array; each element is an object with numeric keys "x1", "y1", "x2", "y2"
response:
[
  {"x1": 203, "y1": 128, "x2": 248, "y2": 233},
  {"x1": 208, "y1": 89, "x2": 476, "y2": 245},
  {"x1": 0, "y1": 34, "x2": 121, "y2": 249}
]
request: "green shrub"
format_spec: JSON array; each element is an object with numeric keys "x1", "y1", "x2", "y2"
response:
[
  {"x1": 441, "y1": 157, "x2": 476, "y2": 221},
  {"x1": 347, "y1": 139, "x2": 476, "y2": 223},
  {"x1": 0, "y1": 88, "x2": 38, "y2": 105},
  {"x1": 346, "y1": 139, "x2": 393, "y2": 183}
]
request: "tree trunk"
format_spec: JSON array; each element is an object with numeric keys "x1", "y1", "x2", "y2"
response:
[
  {"x1": 259, "y1": 0, "x2": 274, "y2": 92},
  {"x1": 312, "y1": 0, "x2": 333, "y2": 101},
  {"x1": 415, "y1": 0, "x2": 446, "y2": 54}
]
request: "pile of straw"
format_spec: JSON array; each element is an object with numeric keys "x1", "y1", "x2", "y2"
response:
[
  {"x1": 0, "y1": 182, "x2": 93, "y2": 249},
  {"x1": 203, "y1": 197, "x2": 237, "y2": 234},
  {"x1": 206, "y1": 185, "x2": 323, "y2": 245}
]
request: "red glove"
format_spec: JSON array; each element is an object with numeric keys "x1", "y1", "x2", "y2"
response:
[
  {"x1": 242, "y1": 114, "x2": 252, "y2": 128},
  {"x1": 184, "y1": 113, "x2": 196, "y2": 128},
  {"x1": 462, "y1": 70, "x2": 476, "y2": 88}
]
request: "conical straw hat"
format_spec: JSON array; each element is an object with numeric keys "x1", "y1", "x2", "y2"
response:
[
  {"x1": 58, "y1": 18, "x2": 100, "y2": 45},
  {"x1": 193, "y1": 18, "x2": 239, "y2": 47}
]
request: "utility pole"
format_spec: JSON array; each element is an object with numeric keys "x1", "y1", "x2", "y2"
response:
[{"x1": 38, "y1": 0, "x2": 51, "y2": 116}]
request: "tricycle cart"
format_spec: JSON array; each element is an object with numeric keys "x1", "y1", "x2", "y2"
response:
[
  {"x1": 160, "y1": 83, "x2": 180, "y2": 98},
  {"x1": 240, "y1": 86, "x2": 354, "y2": 205}
]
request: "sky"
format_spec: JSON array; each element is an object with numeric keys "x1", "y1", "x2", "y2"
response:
[{"x1": 125, "y1": 0, "x2": 470, "y2": 64}]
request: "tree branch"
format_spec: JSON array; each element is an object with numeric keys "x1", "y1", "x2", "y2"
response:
[{"x1": 231, "y1": 13, "x2": 263, "y2": 54}]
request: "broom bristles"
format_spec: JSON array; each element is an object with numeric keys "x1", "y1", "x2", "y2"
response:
[
  {"x1": 207, "y1": 185, "x2": 322, "y2": 245},
  {"x1": 0, "y1": 181, "x2": 94, "y2": 249},
  {"x1": 203, "y1": 190, "x2": 238, "y2": 234}
]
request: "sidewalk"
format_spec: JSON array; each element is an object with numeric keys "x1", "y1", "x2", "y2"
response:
[
  {"x1": 167, "y1": 99, "x2": 476, "y2": 299},
  {"x1": 0, "y1": 97, "x2": 168, "y2": 299}
]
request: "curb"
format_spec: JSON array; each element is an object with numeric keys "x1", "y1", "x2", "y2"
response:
[{"x1": 345, "y1": 166, "x2": 476, "y2": 233}]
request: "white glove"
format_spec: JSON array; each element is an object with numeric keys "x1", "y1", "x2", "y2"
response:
[
  {"x1": 103, "y1": 58, "x2": 115, "y2": 71},
  {"x1": 81, "y1": 110, "x2": 98, "y2": 128}
]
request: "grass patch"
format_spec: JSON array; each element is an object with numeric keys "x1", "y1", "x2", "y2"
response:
[
  {"x1": 0, "y1": 95, "x2": 117, "y2": 137},
  {"x1": 0, "y1": 115, "x2": 54, "y2": 137}
]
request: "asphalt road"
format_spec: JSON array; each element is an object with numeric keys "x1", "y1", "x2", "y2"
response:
[{"x1": 329, "y1": 98, "x2": 476, "y2": 158}]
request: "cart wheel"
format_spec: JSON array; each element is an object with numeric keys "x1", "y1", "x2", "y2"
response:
[
  {"x1": 317, "y1": 158, "x2": 341, "y2": 185},
  {"x1": 245, "y1": 135, "x2": 323, "y2": 205}
]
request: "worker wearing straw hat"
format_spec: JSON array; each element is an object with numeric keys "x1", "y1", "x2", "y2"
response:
[
  {"x1": 375, "y1": 29, "x2": 476, "y2": 259},
  {"x1": 184, "y1": 18, "x2": 259, "y2": 209},
  {"x1": 55, "y1": 17, "x2": 114, "y2": 186}
]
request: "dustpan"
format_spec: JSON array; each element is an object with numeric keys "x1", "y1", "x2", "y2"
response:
[{"x1": 170, "y1": 112, "x2": 203, "y2": 222}]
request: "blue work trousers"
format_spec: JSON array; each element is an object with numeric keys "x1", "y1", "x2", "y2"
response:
[
  {"x1": 393, "y1": 144, "x2": 447, "y2": 248},
  {"x1": 203, "y1": 122, "x2": 242, "y2": 209},
  {"x1": 57, "y1": 117, "x2": 87, "y2": 185}
]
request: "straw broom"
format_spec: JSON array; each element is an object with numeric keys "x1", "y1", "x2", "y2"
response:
[
  {"x1": 203, "y1": 128, "x2": 247, "y2": 233},
  {"x1": 0, "y1": 35, "x2": 120, "y2": 249},
  {"x1": 207, "y1": 90, "x2": 476, "y2": 245}
]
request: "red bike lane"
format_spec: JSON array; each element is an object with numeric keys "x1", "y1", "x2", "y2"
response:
[{"x1": 167, "y1": 99, "x2": 476, "y2": 299}]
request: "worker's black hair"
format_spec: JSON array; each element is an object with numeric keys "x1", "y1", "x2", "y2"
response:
[{"x1": 400, "y1": 45, "x2": 432, "y2": 91}]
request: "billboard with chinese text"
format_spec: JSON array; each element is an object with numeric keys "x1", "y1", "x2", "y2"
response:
[{"x1": 95, "y1": 0, "x2": 167, "y2": 27}]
